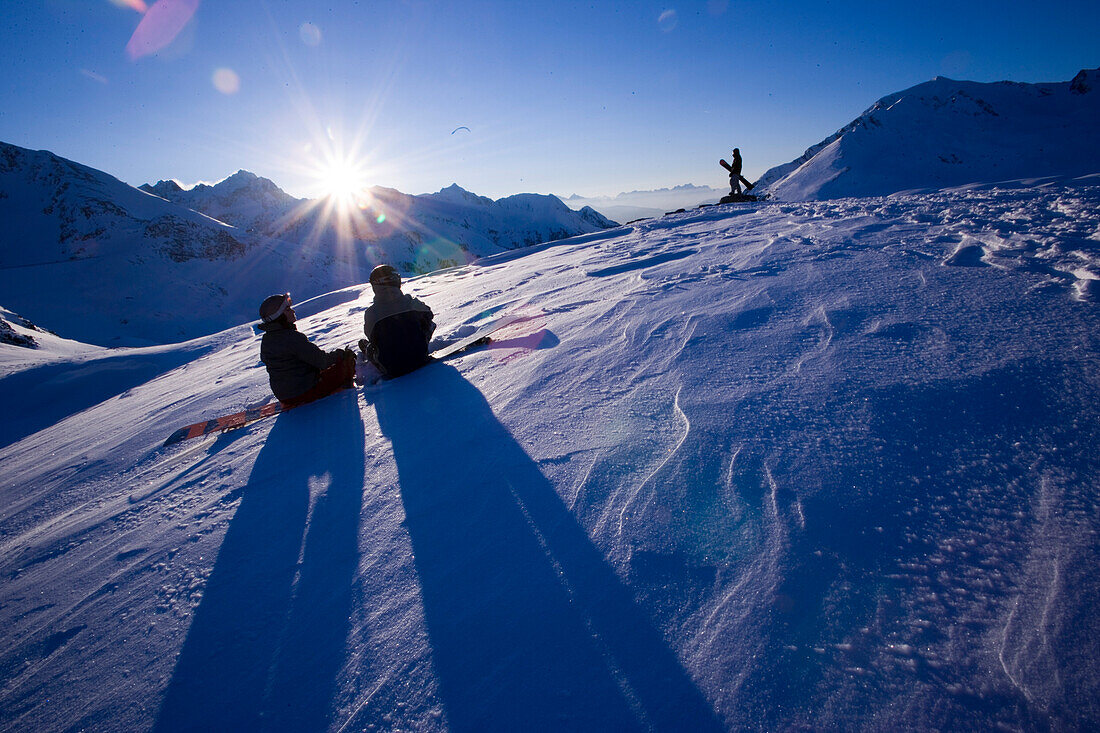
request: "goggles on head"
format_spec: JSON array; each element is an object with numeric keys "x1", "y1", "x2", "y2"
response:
[{"x1": 262, "y1": 293, "x2": 292, "y2": 323}]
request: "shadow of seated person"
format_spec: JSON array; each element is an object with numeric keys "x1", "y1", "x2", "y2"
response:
[
  {"x1": 373, "y1": 363, "x2": 721, "y2": 731},
  {"x1": 155, "y1": 391, "x2": 365, "y2": 732}
]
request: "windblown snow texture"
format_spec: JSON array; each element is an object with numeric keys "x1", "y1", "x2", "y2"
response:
[{"x1": 1, "y1": 174, "x2": 1098, "y2": 731}]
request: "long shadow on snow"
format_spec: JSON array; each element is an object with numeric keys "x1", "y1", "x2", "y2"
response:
[
  {"x1": 373, "y1": 364, "x2": 721, "y2": 732},
  {"x1": 155, "y1": 390, "x2": 365, "y2": 732}
]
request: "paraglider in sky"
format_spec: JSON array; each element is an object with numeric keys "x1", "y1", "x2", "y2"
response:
[{"x1": 451, "y1": 126, "x2": 470, "y2": 135}]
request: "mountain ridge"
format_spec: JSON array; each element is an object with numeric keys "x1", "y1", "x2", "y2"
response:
[
  {"x1": 756, "y1": 67, "x2": 1100, "y2": 200},
  {"x1": 0, "y1": 142, "x2": 618, "y2": 345}
]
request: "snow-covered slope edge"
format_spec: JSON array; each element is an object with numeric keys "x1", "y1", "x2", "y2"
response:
[
  {"x1": 756, "y1": 68, "x2": 1100, "y2": 200},
  {"x1": 0, "y1": 305, "x2": 100, "y2": 372},
  {"x1": 0, "y1": 179, "x2": 1098, "y2": 731}
]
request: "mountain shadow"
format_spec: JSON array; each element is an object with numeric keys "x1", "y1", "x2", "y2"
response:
[
  {"x1": 155, "y1": 390, "x2": 365, "y2": 732},
  {"x1": 372, "y1": 364, "x2": 722, "y2": 731},
  {"x1": 0, "y1": 343, "x2": 219, "y2": 447}
]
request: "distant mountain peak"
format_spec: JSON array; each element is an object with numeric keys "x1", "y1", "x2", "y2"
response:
[
  {"x1": 577, "y1": 205, "x2": 617, "y2": 229},
  {"x1": 429, "y1": 183, "x2": 494, "y2": 207},
  {"x1": 211, "y1": 169, "x2": 283, "y2": 194},
  {"x1": 755, "y1": 68, "x2": 1100, "y2": 201},
  {"x1": 138, "y1": 179, "x2": 184, "y2": 198},
  {"x1": 1071, "y1": 68, "x2": 1096, "y2": 94}
]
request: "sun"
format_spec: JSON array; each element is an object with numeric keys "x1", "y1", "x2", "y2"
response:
[
  {"x1": 288, "y1": 125, "x2": 394, "y2": 247},
  {"x1": 316, "y1": 158, "x2": 370, "y2": 201}
]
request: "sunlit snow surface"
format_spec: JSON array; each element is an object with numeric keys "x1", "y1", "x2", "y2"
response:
[{"x1": 1, "y1": 178, "x2": 1098, "y2": 731}]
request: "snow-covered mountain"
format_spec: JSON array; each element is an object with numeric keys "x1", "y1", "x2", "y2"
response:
[
  {"x1": 140, "y1": 174, "x2": 617, "y2": 268},
  {"x1": 1, "y1": 176, "x2": 1098, "y2": 731},
  {"x1": 140, "y1": 171, "x2": 301, "y2": 236},
  {"x1": 0, "y1": 141, "x2": 617, "y2": 346},
  {"x1": 757, "y1": 68, "x2": 1100, "y2": 200},
  {"x1": 563, "y1": 183, "x2": 725, "y2": 223},
  {"x1": 0, "y1": 142, "x2": 303, "y2": 347}
]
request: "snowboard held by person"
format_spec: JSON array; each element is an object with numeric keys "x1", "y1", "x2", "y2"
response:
[
  {"x1": 258, "y1": 293, "x2": 356, "y2": 408},
  {"x1": 360, "y1": 265, "x2": 436, "y2": 378},
  {"x1": 722, "y1": 147, "x2": 755, "y2": 195}
]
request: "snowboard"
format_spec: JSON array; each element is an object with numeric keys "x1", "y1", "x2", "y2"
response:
[
  {"x1": 430, "y1": 312, "x2": 524, "y2": 360},
  {"x1": 720, "y1": 159, "x2": 755, "y2": 198},
  {"x1": 163, "y1": 312, "x2": 527, "y2": 446},
  {"x1": 163, "y1": 400, "x2": 287, "y2": 446}
]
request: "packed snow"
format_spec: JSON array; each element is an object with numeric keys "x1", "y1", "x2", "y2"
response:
[{"x1": 1, "y1": 173, "x2": 1098, "y2": 730}]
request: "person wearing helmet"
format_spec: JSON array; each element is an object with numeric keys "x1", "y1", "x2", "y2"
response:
[
  {"x1": 361, "y1": 265, "x2": 436, "y2": 378},
  {"x1": 258, "y1": 293, "x2": 356, "y2": 407}
]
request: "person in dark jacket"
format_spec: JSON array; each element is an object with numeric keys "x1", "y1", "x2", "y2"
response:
[
  {"x1": 723, "y1": 148, "x2": 754, "y2": 195},
  {"x1": 361, "y1": 265, "x2": 435, "y2": 378},
  {"x1": 258, "y1": 293, "x2": 355, "y2": 407}
]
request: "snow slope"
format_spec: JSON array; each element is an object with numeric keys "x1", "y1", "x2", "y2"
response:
[
  {"x1": 1, "y1": 177, "x2": 1099, "y2": 731},
  {"x1": 0, "y1": 143, "x2": 615, "y2": 347},
  {"x1": 756, "y1": 68, "x2": 1100, "y2": 201}
]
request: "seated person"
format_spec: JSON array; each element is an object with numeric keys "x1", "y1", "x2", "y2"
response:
[
  {"x1": 361, "y1": 265, "x2": 436, "y2": 378},
  {"x1": 258, "y1": 293, "x2": 355, "y2": 407}
]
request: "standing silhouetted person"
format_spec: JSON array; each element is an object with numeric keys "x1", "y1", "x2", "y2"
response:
[{"x1": 720, "y1": 148, "x2": 754, "y2": 195}]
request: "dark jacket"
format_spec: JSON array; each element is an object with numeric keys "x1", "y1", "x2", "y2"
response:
[
  {"x1": 363, "y1": 285, "x2": 435, "y2": 377},
  {"x1": 259, "y1": 321, "x2": 343, "y2": 401}
]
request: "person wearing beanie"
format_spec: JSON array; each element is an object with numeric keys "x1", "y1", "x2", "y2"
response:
[
  {"x1": 258, "y1": 293, "x2": 356, "y2": 407},
  {"x1": 361, "y1": 265, "x2": 436, "y2": 378}
]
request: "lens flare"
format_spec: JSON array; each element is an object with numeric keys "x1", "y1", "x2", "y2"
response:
[
  {"x1": 212, "y1": 68, "x2": 240, "y2": 94},
  {"x1": 299, "y1": 22, "x2": 322, "y2": 47},
  {"x1": 126, "y1": 0, "x2": 200, "y2": 61},
  {"x1": 111, "y1": 0, "x2": 149, "y2": 13},
  {"x1": 413, "y1": 238, "x2": 474, "y2": 273},
  {"x1": 484, "y1": 311, "x2": 552, "y2": 363}
]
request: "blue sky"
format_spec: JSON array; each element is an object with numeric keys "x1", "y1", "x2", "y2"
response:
[{"x1": 2, "y1": 0, "x2": 1097, "y2": 200}]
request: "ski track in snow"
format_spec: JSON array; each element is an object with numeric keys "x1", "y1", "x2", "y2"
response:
[{"x1": 2, "y1": 180, "x2": 1100, "y2": 731}]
